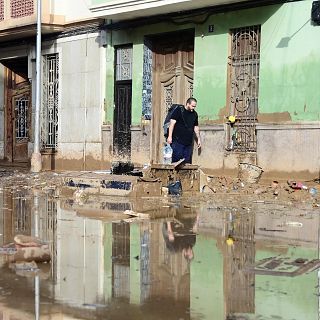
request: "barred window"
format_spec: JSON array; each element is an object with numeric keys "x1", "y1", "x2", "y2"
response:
[
  {"x1": 227, "y1": 25, "x2": 261, "y2": 152},
  {"x1": 41, "y1": 54, "x2": 59, "y2": 150}
]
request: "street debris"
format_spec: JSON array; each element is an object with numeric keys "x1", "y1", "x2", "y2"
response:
[
  {"x1": 123, "y1": 210, "x2": 149, "y2": 219},
  {"x1": 248, "y1": 256, "x2": 320, "y2": 277},
  {"x1": 0, "y1": 235, "x2": 51, "y2": 263}
]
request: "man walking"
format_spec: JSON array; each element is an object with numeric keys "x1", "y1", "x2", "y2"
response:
[{"x1": 167, "y1": 97, "x2": 201, "y2": 164}]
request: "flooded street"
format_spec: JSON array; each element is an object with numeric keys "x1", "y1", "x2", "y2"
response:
[{"x1": 0, "y1": 171, "x2": 320, "y2": 320}]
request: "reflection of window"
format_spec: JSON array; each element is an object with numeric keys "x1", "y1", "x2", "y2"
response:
[
  {"x1": 14, "y1": 196, "x2": 30, "y2": 233},
  {"x1": 15, "y1": 96, "x2": 29, "y2": 141},
  {"x1": 112, "y1": 223, "x2": 130, "y2": 299},
  {"x1": 42, "y1": 54, "x2": 59, "y2": 150}
]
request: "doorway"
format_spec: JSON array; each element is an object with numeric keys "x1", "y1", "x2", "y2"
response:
[
  {"x1": 113, "y1": 46, "x2": 133, "y2": 160},
  {"x1": 1, "y1": 57, "x2": 31, "y2": 163},
  {"x1": 150, "y1": 30, "x2": 195, "y2": 163}
]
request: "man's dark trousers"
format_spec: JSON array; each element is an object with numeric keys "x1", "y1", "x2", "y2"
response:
[{"x1": 172, "y1": 141, "x2": 192, "y2": 164}]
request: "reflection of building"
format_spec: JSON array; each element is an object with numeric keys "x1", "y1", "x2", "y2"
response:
[
  {"x1": 0, "y1": 189, "x2": 57, "y2": 245},
  {"x1": 0, "y1": 194, "x2": 319, "y2": 319},
  {"x1": 149, "y1": 222, "x2": 191, "y2": 302},
  {"x1": 222, "y1": 211, "x2": 255, "y2": 317},
  {"x1": 112, "y1": 222, "x2": 130, "y2": 299},
  {"x1": 0, "y1": 189, "x2": 31, "y2": 245}
]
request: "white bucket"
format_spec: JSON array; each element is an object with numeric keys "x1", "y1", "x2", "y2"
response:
[{"x1": 239, "y1": 162, "x2": 263, "y2": 184}]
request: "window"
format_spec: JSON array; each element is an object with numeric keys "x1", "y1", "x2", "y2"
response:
[
  {"x1": 227, "y1": 25, "x2": 261, "y2": 152},
  {"x1": 41, "y1": 54, "x2": 59, "y2": 150}
]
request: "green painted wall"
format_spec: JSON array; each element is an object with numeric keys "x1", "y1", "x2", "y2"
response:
[
  {"x1": 105, "y1": 0, "x2": 320, "y2": 124},
  {"x1": 259, "y1": 0, "x2": 320, "y2": 121},
  {"x1": 130, "y1": 224, "x2": 141, "y2": 304},
  {"x1": 191, "y1": 236, "x2": 224, "y2": 319},
  {"x1": 190, "y1": 236, "x2": 318, "y2": 319},
  {"x1": 194, "y1": 5, "x2": 281, "y2": 121},
  {"x1": 252, "y1": 246, "x2": 319, "y2": 320}
]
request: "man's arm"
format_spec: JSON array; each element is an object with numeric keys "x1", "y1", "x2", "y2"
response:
[
  {"x1": 194, "y1": 125, "x2": 201, "y2": 149},
  {"x1": 167, "y1": 119, "x2": 176, "y2": 144}
]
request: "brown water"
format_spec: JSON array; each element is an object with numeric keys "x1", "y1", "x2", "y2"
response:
[{"x1": 0, "y1": 183, "x2": 319, "y2": 320}]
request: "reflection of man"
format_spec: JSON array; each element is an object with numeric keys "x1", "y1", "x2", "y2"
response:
[
  {"x1": 162, "y1": 214, "x2": 199, "y2": 262},
  {"x1": 167, "y1": 97, "x2": 201, "y2": 164}
]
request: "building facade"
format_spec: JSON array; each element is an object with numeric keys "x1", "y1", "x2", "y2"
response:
[
  {"x1": 0, "y1": 0, "x2": 319, "y2": 177},
  {"x1": 94, "y1": 0, "x2": 320, "y2": 178},
  {"x1": 0, "y1": 0, "x2": 105, "y2": 171}
]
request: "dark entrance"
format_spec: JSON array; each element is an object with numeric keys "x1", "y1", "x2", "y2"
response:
[
  {"x1": 113, "y1": 46, "x2": 133, "y2": 159},
  {"x1": 1, "y1": 57, "x2": 31, "y2": 163},
  {"x1": 114, "y1": 82, "x2": 132, "y2": 158}
]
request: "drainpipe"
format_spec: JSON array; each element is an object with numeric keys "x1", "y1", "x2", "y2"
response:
[{"x1": 31, "y1": 0, "x2": 42, "y2": 172}]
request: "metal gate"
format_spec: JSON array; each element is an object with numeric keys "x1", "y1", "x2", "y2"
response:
[{"x1": 227, "y1": 25, "x2": 261, "y2": 152}]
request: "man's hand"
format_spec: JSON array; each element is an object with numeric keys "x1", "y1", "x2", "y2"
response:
[
  {"x1": 167, "y1": 119, "x2": 176, "y2": 145},
  {"x1": 194, "y1": 126, "x2": 201, "y2": 149}
]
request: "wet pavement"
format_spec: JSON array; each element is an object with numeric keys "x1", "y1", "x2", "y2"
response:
[{"x1": 0, "y1": 170, "x2": 320, "y2": 320}]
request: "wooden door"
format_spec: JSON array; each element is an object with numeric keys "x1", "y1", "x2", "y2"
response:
[
  {"x1": 5, "y1": 71, "x2": 31, "y2": 162},
  {"x1": 151, "y1": 30, "x2": 194, "y2": 163}
]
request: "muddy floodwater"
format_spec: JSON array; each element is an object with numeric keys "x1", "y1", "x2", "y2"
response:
[{"x1": 0, "y1": 172, "x2": 320, "y2": 320}]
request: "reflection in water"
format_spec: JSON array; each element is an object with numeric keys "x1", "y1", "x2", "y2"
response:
[
  {"x1": 0, "y1": 188, "x2": 319, "y2": 320},
  {"x1": 222, "y1": 210, "x2": 255, "y2": 317}
]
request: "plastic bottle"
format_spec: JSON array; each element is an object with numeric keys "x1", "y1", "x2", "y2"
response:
[
  {"x1": 309, "y1": 187, "x2": 318, "y2": 196},
  {"x1": 163, "y1": 143, "x2": 173, "y2": 164}
]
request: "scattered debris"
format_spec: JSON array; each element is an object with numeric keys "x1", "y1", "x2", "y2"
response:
[
  {"x1": 281, "y1": 221, "x2": 303, "y2": 227},
  {"x1": 168, "y1": 180, "x2": 182, "y2": 196},
  {"x1": 259, "y1": 227, "x2": 286, "y2": 232},
  {"x1": 0, "y1": 235, "x2": 51, "y2": 263},
  {"x1": 123, "y1": 210, "x2": 149, "y2": 219},
  {"x1": 11, "y1": 261, "x2": 38, "y2": 271},
  {"x1": 14, "y1": 235, "x2": 46, "y2": 247},
  {"x1": 287, "y1": 180, "x2": 308, "y2": 190},
  {"x1": 248, "y1": 256, "x2": 320, "y2": 277}
]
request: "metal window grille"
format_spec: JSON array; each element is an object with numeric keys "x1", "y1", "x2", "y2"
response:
[
  {"x1": 0, "y1": 0, "x2": 4, "y2": 20},
  {"x1": 142, "y1": 42, "x2": 152, "y2": 120},
  {"x1": 42, "y1": 54, "x2": 59, "y2": 150},
  {"x1": 41, "y1": 197, "x2": 57, "y2": 281},
  {"x1": 228, "y1": 25, "x2": 261, "y2": 152},
  {"x1": 164, "y1": 85, "x2": 174, "y2": 112},
  {"x1": 10, "y1": 0, "x2": 34, "y2": 18},
  {"x1": 116, "y1": 47, "x2": 132, "y2": 81},
  {"x1": 14, "y1": 197, "x2": 29, "y2": 232},
  {"x1": 112, "y1": 222, "x2": 130, "y2": 298},
  {"x1": 15, "y1": 96, "x2": 29, "y2": 141},
  {"x1": 188, "y1": 82, "x2": 193, "y2": 98}
]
